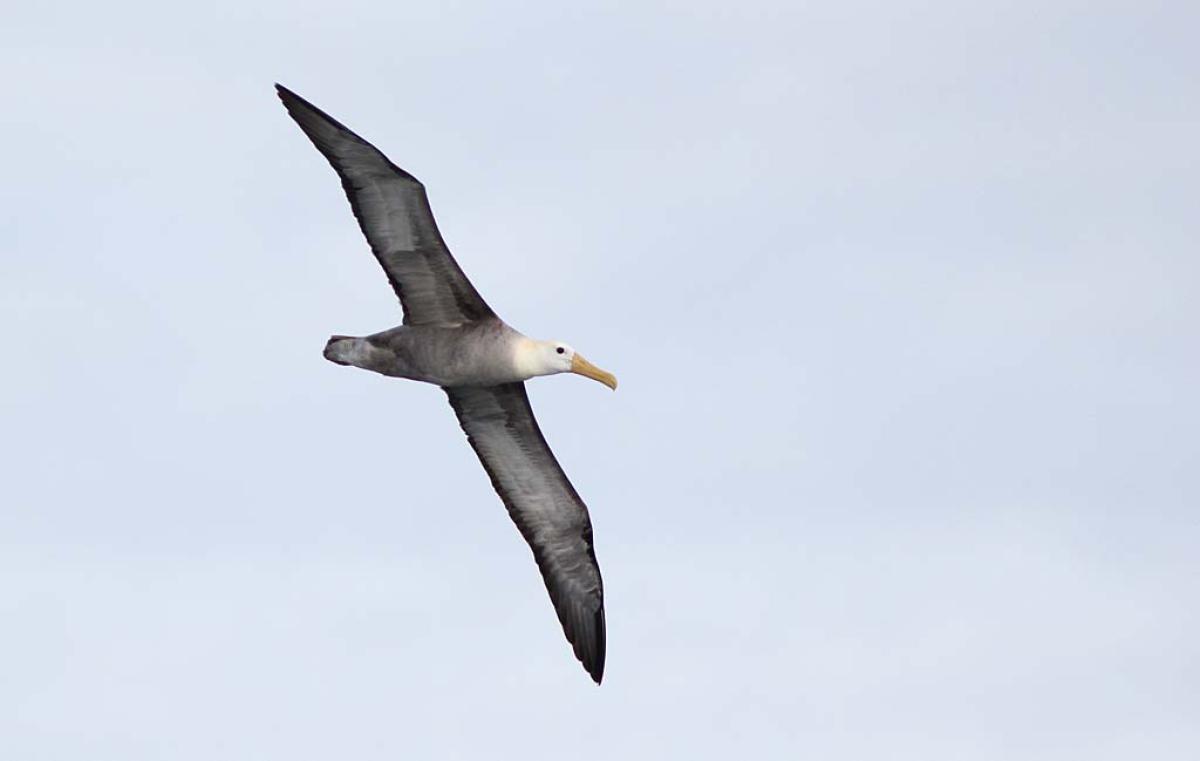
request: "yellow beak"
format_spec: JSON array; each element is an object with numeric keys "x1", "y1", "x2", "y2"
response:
[{"x1": 571, "y1": 354, "x2": 618, "y2": 390}]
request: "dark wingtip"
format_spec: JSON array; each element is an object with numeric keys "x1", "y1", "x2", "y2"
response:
[
  {"x1": 585, "y1": 645, "x2": 604, "y2": 684},
  {"x1": 582, "y1": 606, "x2": 606, "y2": 685},
  {"x1": 272, "y1": 84, "x2": 423, "y2": 185},
  {"x1": 274, "y1": 83, "x2": 311, "y2": 116},
  {"x1": 273, "y1": 83, "x2": 332, "y2": 125}
]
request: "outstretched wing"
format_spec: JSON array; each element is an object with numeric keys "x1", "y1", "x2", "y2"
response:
[
  {"x1": 276, "y1": 84, "x2": 495, "y2": 326},
  {"x1": 445, "y1": 383, "x2": 606, "y2": 683}
]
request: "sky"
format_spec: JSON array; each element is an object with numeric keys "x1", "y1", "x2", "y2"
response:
[{"x1": 2, "y1": 1, "x2": 1198, "y2": 758}]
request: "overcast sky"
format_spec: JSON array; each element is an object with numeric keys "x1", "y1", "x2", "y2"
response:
[{"x1": 2, "y1": 1, "x2": 1198, "y2": 758}]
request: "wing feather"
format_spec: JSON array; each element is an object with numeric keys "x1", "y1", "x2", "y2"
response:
[
  {"x1": 445, "y1": 383, "x2": 606, "y2": 683},
  {"x1": 276, "y1": 84, "x2": 494, "y2": 326}
]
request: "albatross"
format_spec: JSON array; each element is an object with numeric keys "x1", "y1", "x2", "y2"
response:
[{"x1": 276, "y1": 85, "x2": 615, "y2": 683}]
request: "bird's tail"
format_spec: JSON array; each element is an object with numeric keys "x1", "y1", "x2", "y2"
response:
[{"x1": 323, "y1": 335, "x2": 357, "y2": 366}]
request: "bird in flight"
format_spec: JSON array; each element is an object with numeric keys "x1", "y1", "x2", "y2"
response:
[{"x1": 276, "y1": 84, "x2": 615, "y2": 683}]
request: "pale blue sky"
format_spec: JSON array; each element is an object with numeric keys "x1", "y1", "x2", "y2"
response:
[{"x1": 2, "y1": 1, "x2": 1198, "y2": 758}]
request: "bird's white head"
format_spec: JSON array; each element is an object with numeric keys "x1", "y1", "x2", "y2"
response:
[{"x1": 515, "y1": 339, "x2": 618, "y2": 390}]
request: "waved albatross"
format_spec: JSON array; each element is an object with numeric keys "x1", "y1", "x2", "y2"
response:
[{"x1": 276, "y1": 85, "x2": 615, "y2": 683}]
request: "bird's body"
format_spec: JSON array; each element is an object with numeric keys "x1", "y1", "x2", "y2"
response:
[
  {"x1": 325, "y1": 320, "x2": 526, "y2": 387},
  {"x1": 276, "y1": 84, "x2": 616, "y2": 683}
]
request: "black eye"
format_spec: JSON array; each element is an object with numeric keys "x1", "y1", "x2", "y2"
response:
[{"x1": 556, "y1": 347, "x2": 565, "y2": 354}]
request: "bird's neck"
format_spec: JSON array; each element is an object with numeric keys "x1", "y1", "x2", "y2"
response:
[{"x1": 511, "y1": 336, "x2": 549, "y2": 381}]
